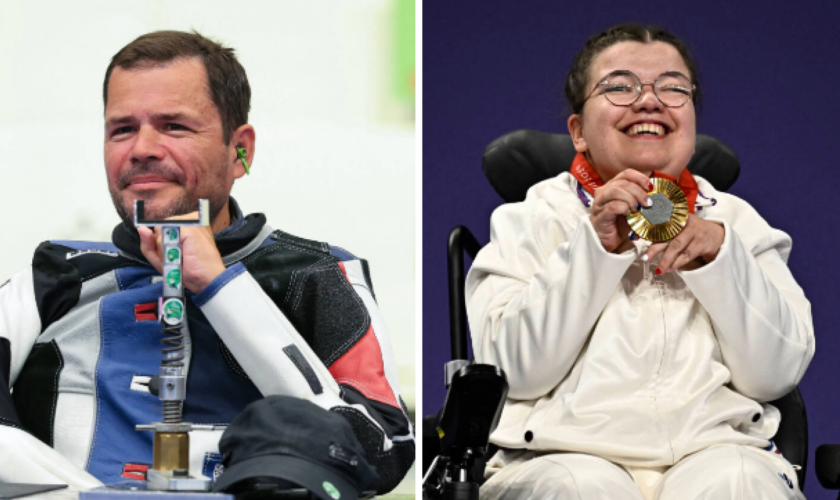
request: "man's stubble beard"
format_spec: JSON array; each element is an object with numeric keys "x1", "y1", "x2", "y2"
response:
[{"x1": 109, "y1": 159, "x2": 229, "y2": 229}]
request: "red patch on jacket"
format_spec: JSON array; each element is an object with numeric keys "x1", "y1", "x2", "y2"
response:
[
  {"x1": 330, "y1": 261, "x2": 399, "y2": 409},
  {"x1": 121, "y1": 463, "x2": 150, "y2": 480},
  {"x1": 134, "y1": 302, "x2": 157, "y2": 322},
  {"x1": 329, "y1": 326, "x2": 399, "y2": 408}
]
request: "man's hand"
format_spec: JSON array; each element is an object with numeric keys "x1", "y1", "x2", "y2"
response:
[
  {"x1": 643, "y1": 214, "x2": 725, "y2": 274},
  {"x1": 589, "y1": 169, "x2": 653, "y2": 253},
  {"x1": 137, "y1": 212, "x2": 226, "y2": 294}
]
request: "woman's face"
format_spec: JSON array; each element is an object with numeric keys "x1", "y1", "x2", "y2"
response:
[{"x1": 568, "y1": 41, "x2": 696, "y2": 181}]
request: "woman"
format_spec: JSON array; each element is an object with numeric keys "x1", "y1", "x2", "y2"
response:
[{"x1": 466, "y1": 24, "x2": 813, "y2": 500}]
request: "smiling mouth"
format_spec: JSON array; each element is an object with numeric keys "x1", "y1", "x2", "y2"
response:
[
  {"x1": 624, "y1": 123, "x2": 669, "y2": 137},
  {"x1": 125, "y1": 177, "x2": 178, "y2": 189}
]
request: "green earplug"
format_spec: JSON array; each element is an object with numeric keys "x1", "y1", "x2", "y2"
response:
[{"x1": 236, "y1": 147, "x2": 250, "y2": 175}]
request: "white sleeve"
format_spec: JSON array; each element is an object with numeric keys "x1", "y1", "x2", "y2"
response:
[
  {"x1": 466, "y1": 200, "x2": 635, "y2": 400},
  {"x1": 194, "y1": 263, "x2": 346, "y2": 410},
  {"x1": 0, "y1": 426, "x2": 101, "y2": 488},
  {"x1": 679, "y1": 217, "x2": 814, "y2": 402},
  {"x1": 195, "y1": 259, "x2": 415, "y2": 488},
  {"x1": 1, "y1": 266, "x2": 42, "y2": 384},
  {"x1": 0, "y1": 268, "x2": 100, "y2": 488}
]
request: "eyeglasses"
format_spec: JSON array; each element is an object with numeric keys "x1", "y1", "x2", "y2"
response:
[{"x1": 585, "y1": 70, "x2": 696, "y2": 108}]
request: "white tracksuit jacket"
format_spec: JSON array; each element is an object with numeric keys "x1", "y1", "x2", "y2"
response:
[{"x1": 466, "y1": 172, "x2": 814, "y2": 468}]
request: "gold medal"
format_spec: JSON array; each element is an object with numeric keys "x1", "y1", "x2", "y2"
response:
[{"x1": 626, "y1": 178, "x2": 689, "y2": 243}]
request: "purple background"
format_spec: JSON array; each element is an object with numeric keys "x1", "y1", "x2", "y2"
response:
[{"x1": 422, "y1": 1, "x2": 840, "y2": 495}]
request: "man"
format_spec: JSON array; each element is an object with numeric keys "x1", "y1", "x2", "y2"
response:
[{"x1": 0, "y1": 31, "x2": 414, "y2": 493}]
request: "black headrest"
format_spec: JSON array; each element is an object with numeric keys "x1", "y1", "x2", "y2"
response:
[{"x1": 482, "y1": 130, "x2": 740, "y2": 203}]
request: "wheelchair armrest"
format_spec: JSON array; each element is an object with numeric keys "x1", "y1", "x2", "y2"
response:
[
  {"x1": 816, "y1": 445, "x2": 840, "y2": 491},
  {"x1": 423, "y1": 365, "x2": 508, "y2": 497},
  {"x1": 423, "y1": 414, "x2": 442, "y2": 474},
  {"x1": 437, "y1": 365, "x2": 507, "y2": 456}
]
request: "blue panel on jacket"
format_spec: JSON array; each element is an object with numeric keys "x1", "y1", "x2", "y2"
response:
[
  {"x1": 87, "y1": 269, "x2": 262, "y2": 484},
  {"x1": 182, "y1": 301, "x2": 262, "y2": 424},
  {"x1": 87, "y1": 284, "x2": 167, "y2": 483}
]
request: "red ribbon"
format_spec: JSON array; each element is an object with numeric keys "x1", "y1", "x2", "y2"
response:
[{"x1": 570, "y1": 152, "x2": 698, "y2": 213}]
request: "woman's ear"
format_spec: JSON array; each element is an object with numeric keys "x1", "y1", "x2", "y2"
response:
[{"x1": 567, "y1": 114, "x2": 588, "y2": 153}]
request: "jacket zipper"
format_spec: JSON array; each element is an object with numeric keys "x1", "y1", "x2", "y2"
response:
[{"x1": 652, "y1": 266, "x2": 676, "y2": 463}]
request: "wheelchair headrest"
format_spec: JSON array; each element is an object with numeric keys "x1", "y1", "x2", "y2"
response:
[{"x1": 482, "y1": 130, "x2": 740, "y2": 203}]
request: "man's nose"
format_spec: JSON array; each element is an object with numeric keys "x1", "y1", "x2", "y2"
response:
[
  {"x1": 131, "y1": 125, "x2": 165, "y2": 161},
  {"x1": 632, "y1": 82, "x2": 664, "y2": 113}
]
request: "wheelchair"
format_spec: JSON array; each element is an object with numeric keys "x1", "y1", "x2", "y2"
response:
[{"x1": 422, "y1": 129, "x2": 828, "y2": 499}]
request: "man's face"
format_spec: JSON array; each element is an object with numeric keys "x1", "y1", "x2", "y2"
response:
[
  {"x1": 104, "y1": 57, "x2": 233, "y2": 225},
  {"x1": 569, "y1": 41, "x2": 696, "y2": 181}
]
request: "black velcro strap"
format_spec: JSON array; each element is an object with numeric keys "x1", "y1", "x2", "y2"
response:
[
  {"x1": 360, "y1": 259, "x2": 376, "y2": 301},
  {"x1": 12, "y1": 340, "x2": 64, "y2": 445},
  {"x1": 331, "y1": 405, "x2": 415, "y2": 494},
  {"x1": 282, "y1": 345, "x2": 323, "y2": 395},
  {"x1": 339, "y1": 384, "x2": 411, "y2": 439},
  {"x1": 0, "y1": 338, "x2": 22, "y2": 428}
]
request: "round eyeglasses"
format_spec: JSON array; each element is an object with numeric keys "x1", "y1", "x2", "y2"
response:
[{"x1": 585, "y1": 70, "x2": 696, "y2": 108}]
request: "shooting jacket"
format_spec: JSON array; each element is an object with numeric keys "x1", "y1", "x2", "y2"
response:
[{"x1": 0, "y1": 207, "x2": 413, "y2": 492}]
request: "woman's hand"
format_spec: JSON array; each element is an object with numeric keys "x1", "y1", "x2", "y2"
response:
[
  {"x1": 643, "y1": 214, "x2": 725, "y2": 273},
  {"x1": 589, "y1": 169, "x2": 653, "y2": 253}
]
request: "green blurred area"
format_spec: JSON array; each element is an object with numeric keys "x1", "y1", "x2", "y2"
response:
[{"x1": 392, "y1": 0, "x2": 415, "y2": 103}]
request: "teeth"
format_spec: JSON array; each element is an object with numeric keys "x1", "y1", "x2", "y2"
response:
[{"x1": 626, "y1": 123, "x2": 666, "y2": 136}]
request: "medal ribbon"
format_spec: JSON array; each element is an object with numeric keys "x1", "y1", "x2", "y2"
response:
[{"x1": 570, "y1": 152, "x2": 698, "y2": 213}]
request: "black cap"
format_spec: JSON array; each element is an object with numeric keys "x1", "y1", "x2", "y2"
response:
[{"x1": 213, "y1": 396, "x2": 379, "y2": 500}]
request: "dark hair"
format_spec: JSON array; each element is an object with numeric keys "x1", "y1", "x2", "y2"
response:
[
  {"x1": 103, "y1": 30, "x2": 251, "y2": 144},
  {"x1": 564, "y1": 24, "x2": 701, "y2": 115}
]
